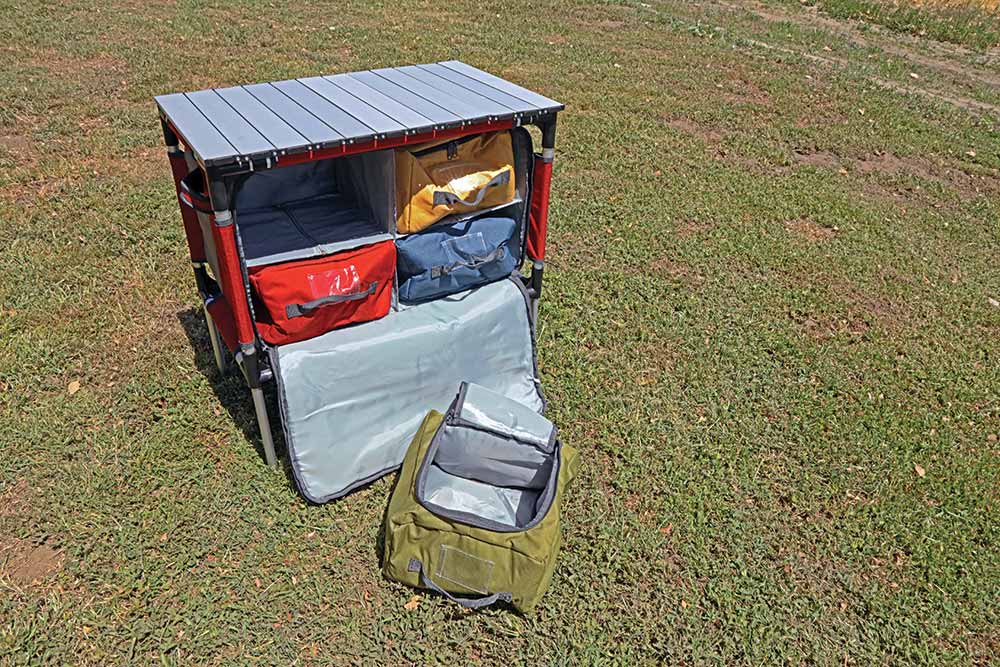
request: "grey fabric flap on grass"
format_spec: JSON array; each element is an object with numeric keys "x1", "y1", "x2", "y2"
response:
[{"x1": 271, "y1": 278, "x2": 544, "y2": 503}]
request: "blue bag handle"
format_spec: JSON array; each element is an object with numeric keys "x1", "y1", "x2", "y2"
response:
[{"x1": 429, "y1": 246, "x2": 506, "y2": 279}]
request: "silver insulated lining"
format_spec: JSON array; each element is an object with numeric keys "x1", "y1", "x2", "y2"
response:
[
  {"x1": 418, "y1": 382, "x2": 558, "y2": 530},
  {"x1": 271, "y1": 278, "x2": 544, "y2": 503}
]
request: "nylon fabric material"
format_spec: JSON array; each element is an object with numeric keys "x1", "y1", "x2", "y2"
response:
[
  {"x1": 382, "y1": 411, "x2": 580, "y2": 613},
  {"x1": 273, "y1": 279, "x2": 543, "y2": 503},
  {"x1": 249, "y1": 240, "x2": 395, "y2": 346},
  {"x1": 432, "y1": 424, "x2": 553, "y2": 491},
  {"x1": 423, "y1": 464, "x2": 540, "y2": 529},
  {"x1": 238, "y1": 195, "x2": 386, "y2": 266},
  {"x1": 396, "y1": 215, "x2": 519, "y2": 303},
  {"x1": 526, "y1": 156, "x2": 552, "y2": 261},
  {"x1": 459, "y1": 382, "x2": 555, "y2": 449},
  {"x1": 235, "y1": 159, "x2": 338, "y2": 209},
  {"x1": 396, "y1": 131, "x2": 517, "y2": 234},
  {"x1": 235, "y1": 151, "x2": 394, "y2": 267}
]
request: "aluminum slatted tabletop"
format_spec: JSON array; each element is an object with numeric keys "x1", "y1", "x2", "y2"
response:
[{"x1": 156, "y1": 61, "x2": 564, "y2": 174}]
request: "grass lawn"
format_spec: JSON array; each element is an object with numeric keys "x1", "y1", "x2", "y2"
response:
[{"x1": 1, "y1": 0, "x2": 998, "y2": 664}]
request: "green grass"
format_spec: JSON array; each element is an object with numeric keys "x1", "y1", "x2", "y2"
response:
[
  {"x1": 1, "y1": 0, "x2": 999, "y2": 664},
  {"x1": 802, "y1": 0, "x2": 1000, "y2": 49}
]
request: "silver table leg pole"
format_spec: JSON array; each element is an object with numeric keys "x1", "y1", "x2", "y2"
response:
[
  {"x1": 240, "y1": 344, "x2": 278, "y2": 469},
  {"x1": 251, "y1": 386, "x2": 278, "y2": 468},
  {"x1": 203, "y1": 307, "x2": 226, "y2": 374}
]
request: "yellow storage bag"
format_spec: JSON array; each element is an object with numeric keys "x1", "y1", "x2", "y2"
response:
[{"x1": 395, "y1": 131, "x2": 516, "y2": 234}]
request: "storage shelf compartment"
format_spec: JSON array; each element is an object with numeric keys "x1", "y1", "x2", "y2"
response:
[
  {"x1": 233, "y1": 150, "x2": 394, "y2": 268},
  {"x1": 240, "y1": 195, "x2": 390, "y2": 267}
]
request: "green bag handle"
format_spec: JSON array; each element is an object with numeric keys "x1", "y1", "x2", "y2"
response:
[
  {"x1": 285, "y1": 281, "x2": 377, "y2": 319},
  {"x1": 408, "y1": 559, "x2": 512, "y2": 610},
  {"x1": 432, "y1": 170, "x2": 510, "y2": 208}
]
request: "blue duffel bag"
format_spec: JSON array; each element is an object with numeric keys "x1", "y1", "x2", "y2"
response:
[{"x1": 396, "y1": 215, "x2": 520, "y2": 303}]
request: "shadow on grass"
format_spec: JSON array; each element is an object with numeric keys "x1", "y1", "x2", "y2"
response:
[{"x1": 176, "y1": 306, "x2": 296, "y2": 488}]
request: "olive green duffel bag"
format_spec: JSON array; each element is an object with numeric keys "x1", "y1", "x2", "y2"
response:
[{"x1": 382, "y1": 382, "x2": 578, "y2": 613}]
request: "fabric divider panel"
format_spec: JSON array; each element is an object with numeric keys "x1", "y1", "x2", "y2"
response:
[
  {"x1": 271, "y1": 278, "x2": 544, "y2": 503},
  {"x1": 423, "y1": 465, "x2": 540, "y2": 528},
  {"x1": 431, "y1": 426, "x2": 553, "y2": 489},
  {"x1": 234, "y1": 151, "x2": 394, "y2": 267},
  {"x1": 457, "y1": 381, "x2": 554, "y2": 449}
]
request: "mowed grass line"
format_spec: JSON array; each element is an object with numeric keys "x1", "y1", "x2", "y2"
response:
[
  {"x1": 802, "y1": 0, "x2": 1000, "y2": 48},
  {"x1": 1, "y1": 0, "x2": 998, "y2": 664}
]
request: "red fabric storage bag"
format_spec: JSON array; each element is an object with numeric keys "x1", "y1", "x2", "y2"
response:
[{"x1": 249, "y1": 241, "x2": 396, "y2": 346}]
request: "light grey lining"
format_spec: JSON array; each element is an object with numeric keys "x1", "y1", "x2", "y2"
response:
[
  {"x1": 415, "y1": 382, "x2": 560, "y2": 532},
  {"x1": 271, "y1": 277, "x2": 544, "y2": 503}
]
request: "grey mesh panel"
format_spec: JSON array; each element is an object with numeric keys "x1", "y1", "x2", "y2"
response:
[
  {"x1": 457, "y1": 382, "x2": 555, "y2": 450},
  {"x1": 423, "y1": 465, "x2": 541, "y2": 528},
  {"x1": 272, "y1": 279, "x2": 543, "y2": 503}
]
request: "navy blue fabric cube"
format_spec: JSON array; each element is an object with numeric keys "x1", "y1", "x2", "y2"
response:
[{"x1": 396, "y1": 216, "x2": 520, "y2": 303}]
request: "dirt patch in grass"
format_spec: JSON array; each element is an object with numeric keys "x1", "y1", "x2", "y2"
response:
[
  {"x1": 673, "y1": 219, "x2": 715, "y2": 238},
  {"x1": 664, "y1": 116, "x2": 727, "y2": 143},
  {"x1": 81, "y1": 149, "x2": 161, "y2": 182},
  {"x1": 721, "y1": 0, "x2": 1000, "y2": 81},
  {"x1": 571, "y1": 17, "x2": 628, "y2": 30},
  {"x1": 791, "y1": 280, "x2": 908, "y2": 340},
  {"x1": 796, "y1": 310, "x2": 873, "y2": 340},
  {"x1": 0, "y1": 480, "x2": 33, "y2": 522},
  {"x1": 0, "y1": 538, "x2": 63, "y2": 586},
  {"x1": 725, "y1": 75, "x2": 772, "y2": 106},
  {"x1": 0, "y1": 134, "x2": 35, "y2": 163},
  {"x1": 791, "y1": 149, "x2": 842, "y2": 170},
  {"x1": 788, "y1": 147, "x2": 999, "y2": 198},
  {"x1": 785, "y1": 217, "x2": 838, "y2": 241},
  {"x1": 30, "y1": 50, "x2": 128, "y2": 79}
]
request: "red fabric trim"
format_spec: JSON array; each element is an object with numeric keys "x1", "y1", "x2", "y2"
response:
[
  {"x1": 527, "y1": 157, "x2": 552, "y2": 261},
  {"x1": 167, "y1": 152, "x2": 206, "y2": 261},
  {"x1": 205, "y1": 296, "x2": 238, "y2": 353},
  {"x1": 210, "y1": 221, "x2": 256, "y2": 346}
]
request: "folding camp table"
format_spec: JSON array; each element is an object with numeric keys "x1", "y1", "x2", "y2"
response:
[{"x1": 156, "y1": 62, "x2": 562, "y2": 499}]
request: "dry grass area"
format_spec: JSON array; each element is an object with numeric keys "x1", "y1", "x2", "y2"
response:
[{"x1": 914, "y1": 0, "x2": 999, "y2": 11}]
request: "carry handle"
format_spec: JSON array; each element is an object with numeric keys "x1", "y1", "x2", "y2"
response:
[
  {"x1": 407, "y1": 559, "x2": 512, "y2": 610},
  {"x1": 285, "y1": 281, "x2": 377, "y2": 319},
  {"x1": 178, "y1": 167, "x2": 213, "y2": 213},
  {"x1": 432, "y1": 170, "x2": 510, "y2": 208},
  {"x1": 430, "y1": 246, "x2": 506, "y2": 279}
]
